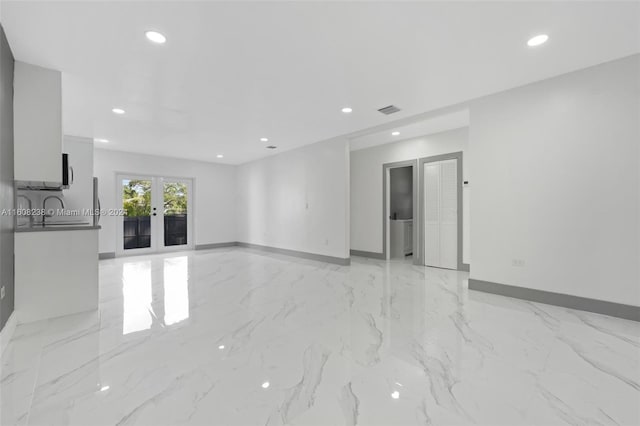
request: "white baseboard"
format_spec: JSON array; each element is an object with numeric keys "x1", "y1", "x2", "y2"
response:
[{"x1": 0, "y1": 311, "x2": 18, "y2": 356}]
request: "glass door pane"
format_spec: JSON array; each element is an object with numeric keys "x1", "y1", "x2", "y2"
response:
[
  {"x1": 162, "y1": 180, "x2": 189, "y2": 247},
  {"x1": 122, "y1": 178, "x2": 153, "y2": 251}
]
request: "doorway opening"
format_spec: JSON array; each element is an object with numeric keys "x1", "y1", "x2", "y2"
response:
[
  {"x1": 116, "y1": 174, "x2": 193, "y2": 256},
  {"x1": 383, "y1": 160, "x2": 418, "y2": 262}
]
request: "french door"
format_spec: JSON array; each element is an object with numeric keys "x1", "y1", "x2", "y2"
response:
[{"x1": 116, "y1": 174, "x2": 193, "y2": 256}]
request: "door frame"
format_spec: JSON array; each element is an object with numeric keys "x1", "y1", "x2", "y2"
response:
[
  {"x1": 382, "y1": 160, "x2": 419, "y2": 263},
  {"x1": 418, "y1": 152, "x2": 464, "y2": 271},
  {"x1": 115, "y1": 173, "x2": 194, "y2": 257}
]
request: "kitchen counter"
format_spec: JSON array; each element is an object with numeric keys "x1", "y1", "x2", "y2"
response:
[
  {"x1": 16, "y1": 223, "x2": 101, "y2": 232},
  {"x1": 15, "y1": 227, "x2": 99, "y2": 323}
]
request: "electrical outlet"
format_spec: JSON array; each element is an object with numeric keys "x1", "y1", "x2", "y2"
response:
[
  {"x1": 0, "y1": 286, "x2": 5, "y2": 300},
  {"x1": 512, "y1": 259, "x2": 525, "y2": 267}
]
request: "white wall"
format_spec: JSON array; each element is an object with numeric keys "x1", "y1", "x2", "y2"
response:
[
  {"x1": 469, "y1": 54, "x2": 639, "y2": 306},
  {"x1": 350, "y1": 128, "x2": 470, "y2": 262},
  {"x1": 236, "y1": 137, "x2": 350, "y2": 260},
  {"x1": 94, "y1": 149, "x2": 236, "y2": 254}
]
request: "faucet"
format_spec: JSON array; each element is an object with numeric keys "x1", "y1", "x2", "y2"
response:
[
  {"x1": 16, "y1": 194, "x2": 34, "y2": 226},
  {"x1": 42, "y1": 195, "x2": 65, "y2": 222}
]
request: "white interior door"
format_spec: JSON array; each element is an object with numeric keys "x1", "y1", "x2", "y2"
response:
[
  {"x1": 439, "y1": 160, "x2": 458, "y2": 269},
  {"x1": 423, "y1": 164, "x2": 440, "y2": 266},
  {"x1": 423, "y1": 159, "x2": 458, "y2": 269}
]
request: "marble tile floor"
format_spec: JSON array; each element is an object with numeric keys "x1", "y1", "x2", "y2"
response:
[{"x1": 1, "y1": 247, "x2": 639, "y2": 426}]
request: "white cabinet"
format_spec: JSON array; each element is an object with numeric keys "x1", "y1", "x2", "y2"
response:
[
  {"x1": 14, "y1": 61, "x2": 63, "y2": 185},
  {"x1": 390, "y1": 219, "x2": 413, "y2": 259},
  {"x1": 15, "y1": 229, "x2": 99, "y2": 323},
  {"x1": 404, "y1": 221, "x2": 413, "y2": 254}
]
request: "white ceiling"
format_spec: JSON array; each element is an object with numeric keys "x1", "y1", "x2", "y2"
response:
[{"x1": 2, "y1": 1, "x2": 639, "y2": 164}]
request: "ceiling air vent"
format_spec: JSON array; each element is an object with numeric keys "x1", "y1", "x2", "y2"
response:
[
  {"x1": 266, "y1": 145, "x2": 277, "y2": 149},
  {"x1": 377, "y1": 105, "x2": 401, "y2": 115}
]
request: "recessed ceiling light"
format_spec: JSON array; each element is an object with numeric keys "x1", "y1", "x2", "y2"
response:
[
  {"x1": 391, "y1": 131, "x2": 400, "y2": 136},
  {"x1": 527, "y1": 34, "x2": 549, "y2": 47},
  {"x1": 341, "y1": 107, "x2": 353, "y2": 113},
  {"x1": 260, "y1": 137, "x2": 269, "y2": 142},
  {"x1": 112, "y1": 108, "x2": 125, "y2": 115},
  {"x1": 94, "y1": 138, "x2": 109, "y2": 143},
  {"x1": 261, "y1": 382, "x2": 270, "y2": 389},
  {"x1": 216, "y1": 154, "x2": 224, "y2": 158},
  {"x1": 391, "y1": 391, "x2": 400, "y2": 399},
  {"x1": 145, "y1": 31, "x2": 166, "y2": 44},
  {"x1": 218, "y1": 345, "x2": 225, "y2": 349}
]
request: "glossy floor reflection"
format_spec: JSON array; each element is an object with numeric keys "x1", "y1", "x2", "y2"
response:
[{"x1": 1, "y1": 248, "x2": 639, "y2": 425}]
